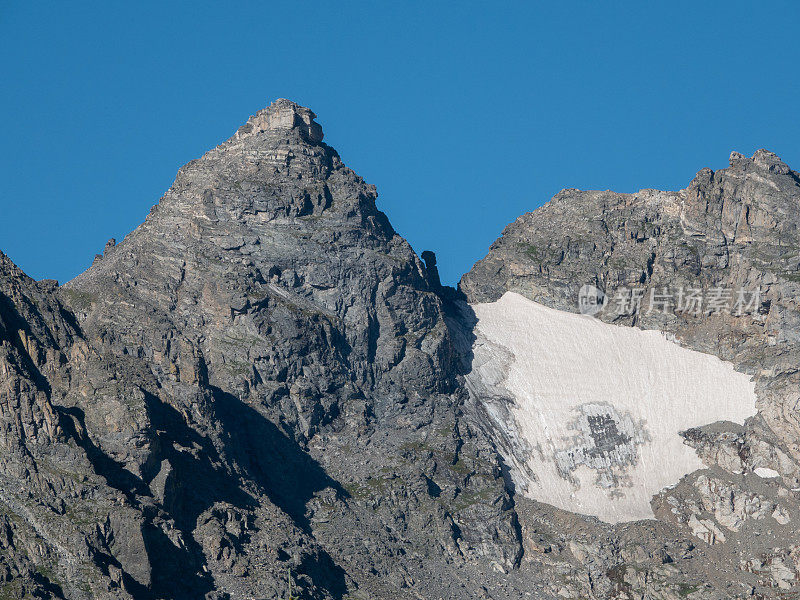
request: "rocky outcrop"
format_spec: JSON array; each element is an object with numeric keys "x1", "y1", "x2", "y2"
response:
[
  {"x1": 32, "y1": 99, "x2": 520, "y2": 599},
  {"x1": 462, "y1": 149, "x2": 800, "y2": 598}
]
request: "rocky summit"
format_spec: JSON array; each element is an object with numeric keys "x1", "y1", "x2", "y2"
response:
[{"x1": 1, "y1": 100, "x2": 799, "y2": 599}]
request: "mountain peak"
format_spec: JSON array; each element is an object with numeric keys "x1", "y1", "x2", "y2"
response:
[
  {"x1": 729, "y1": 148, "x2": 791, "y2": 174},
  {"x1": 236, "y1": 98, "x2": 323, "y2": 144}
]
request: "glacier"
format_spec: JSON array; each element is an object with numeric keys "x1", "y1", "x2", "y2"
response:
[{"x1": 466, "y1": 291, "x2": 757, "y2": 523}]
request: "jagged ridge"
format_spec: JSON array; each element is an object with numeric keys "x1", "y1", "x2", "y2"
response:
[{"x1": 1, "y1": 99, "x2": 799, "y2": 598}]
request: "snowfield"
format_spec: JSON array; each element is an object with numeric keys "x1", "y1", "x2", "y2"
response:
[{"x1": 466, "y1": 292, "x2": 757, "y2": 523}]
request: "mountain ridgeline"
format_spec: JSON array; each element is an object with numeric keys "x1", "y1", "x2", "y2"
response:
[{"x1": 0, "y1": 100, "x2": 799, "y2": 598}]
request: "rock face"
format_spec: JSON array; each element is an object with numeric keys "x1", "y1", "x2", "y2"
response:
[
  {"x1": 1, "y1": 102, "x2": 800, "y2": 598},
  {"x1": 0, "y1": 100, "x2": 525, "y2": 600},
  {"x1": 462, "y1": 149, "x2": 800, "y2": 596}
]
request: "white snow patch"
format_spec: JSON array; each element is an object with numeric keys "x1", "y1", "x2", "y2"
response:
[
  {"x1": 467, "y1": 292, "x2": 757, "y2": 524},
  {"x1": 754, "y1": 467, "x2": 780, "y2": 479}
]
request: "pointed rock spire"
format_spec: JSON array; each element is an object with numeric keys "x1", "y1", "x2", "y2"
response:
[{"x1": 236, "y1": 98, "x2": 323, "y2": 143}]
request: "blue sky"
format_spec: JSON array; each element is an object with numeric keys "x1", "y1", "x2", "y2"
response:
[{"x1": 1, "y1": 1, "x2": 799, "y2": 286}]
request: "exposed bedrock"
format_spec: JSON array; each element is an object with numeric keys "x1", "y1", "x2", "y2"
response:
[
  {"x1": 0, "y1": 100, "x2": 798, "y2": 598},
  {"x1": 461, "y1": 148, "x2": 800, "y2": 597}
]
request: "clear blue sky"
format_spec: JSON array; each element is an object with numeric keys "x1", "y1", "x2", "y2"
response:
[{"x1": 2, "y1": 2, "x2": 799, "y2": 286}]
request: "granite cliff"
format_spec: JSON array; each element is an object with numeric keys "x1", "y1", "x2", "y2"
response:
[{"x1": 0, "y1": 101, "x2": 799, "y2": 598}]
